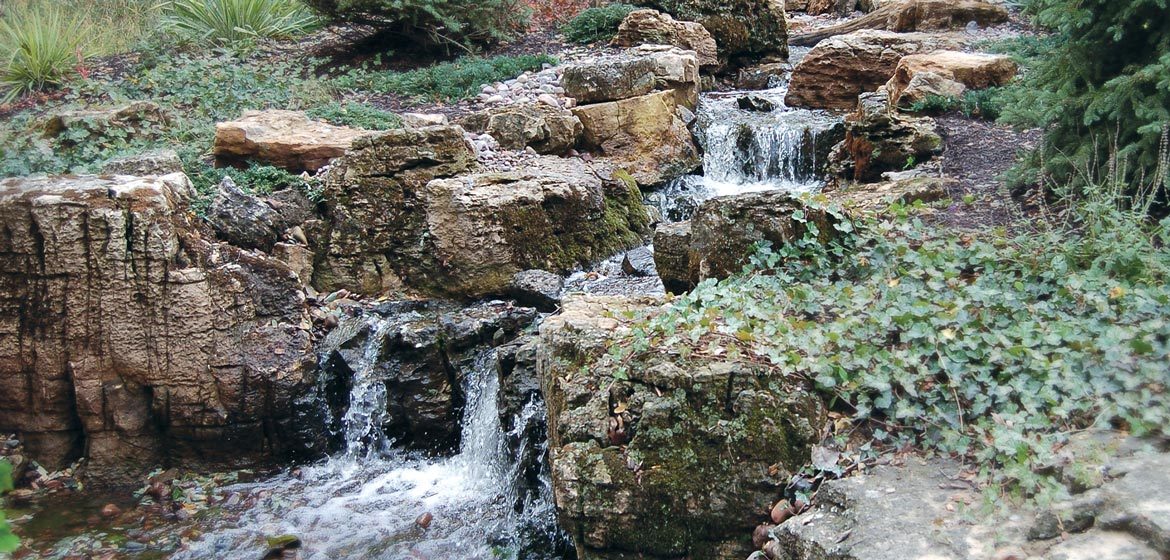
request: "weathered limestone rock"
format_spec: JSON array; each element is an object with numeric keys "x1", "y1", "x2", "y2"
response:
[
  {"x1": 829, "y1": 173, "x2": 951, "y2": 212},
  {"x1": 786, "y1": 30, "x2": 963, "y2": 110},
  {"x1": 638, "y1": 0, "x2": 789, "y2": 61},
  {"x1": 611, "y1": 9, "x2": 720, "y2": 70},
  {"x1": 0, "y1": 174, "x2": 316, "y2": 481},
  {"x1": 768, "y1": 438, "x2": 1170, "y2": 560},
  {"x1": 422, "y1": 158, "x2": 652, "y2": 298},
  {"x1": 461, "y1": 102, "x2": 583, "y2": 154},
  {"x1": 538, "y1": 295, "x2": 827, "y2": 559},
  {"x1": 572, "y1": 89, "x2": 701, "y2": 186},
  {"x1": 213, "y1": 110, "x2": 369, "y2": 173},
  {"x1": 42, "y1": 101, "x2": 169, "y2": 145},
  {"x1": 562, "y1": 46, "x2": 701, "y2": 109},
  {"x1": 315, "y1": 127, "x2": 651, "y2": 299},
  {"x1": 100, "y1": 149, "x2": 184, "y2": 176},
  {"x1": 884, "y1": 50, "x2": 1018, "y2": 108},
  {"x1": 830, "y1": 91, "x2": 943, "y2": 182},
  {"x1": 653, "y1": 192, "x2": 838, "y2": 292},
  {"x1": 312, "y1": 125, "x2": 477, "y2": 295},
  {"x1": 318, "y1": 301, "x2": 537, "y2": 454},
  {"x1": 790, "y1": 0, "x2": 1010, "y2": 46}
]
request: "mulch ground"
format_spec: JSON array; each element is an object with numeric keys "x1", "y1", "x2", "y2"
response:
[{"x1": 930, "y1": 114, "x2": 1044, "y2": 233}]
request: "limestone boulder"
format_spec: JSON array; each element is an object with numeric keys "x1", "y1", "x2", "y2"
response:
[
  {"x1": 611, "y1": 9, "x2": 720, "y2": 70},
  {"x1": 538, "y1": 295, "x2": 827, "y2": 559},
  {"x1": 653, "y1": 191, "x2": 839, "y2": 292},
  {"x1": 421, "y1": 158, "x2": 652, "y2": 298},
  {"x1": 786, "y1": 30, "x2": 963, "y2": 110},
  {"x1": 213, "y1": 110, "x2": 369, "y2": 173},
  {"x1": 573, "y1": 90, "x2": 701, "y2": 186},
  {"x1": 100, "y1": 149, "x2": 184, "y2": 176},
  {"x1": 638, "y1": 0, "x2": 789, "y2": 61},
  {"x1": 312, "y1": 125, "x2": 477, "y2": 295},
  {"x1": 0, "y1": 173, "x2": 317, "y2": 481},
  {"x1": 562, "y1": 46, "x2": 700, "y2": 109},
  {"x1": 884, "y1": 50, "x2": 1018, "y2": 107},
  {"x1": 830, "y1": 90, "x2": 943, "y2": 182},
  {"x1": 460, "y1": 102, "x2": 582, "y2": 154}
]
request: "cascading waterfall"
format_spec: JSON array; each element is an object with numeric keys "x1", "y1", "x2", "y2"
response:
[
  {"x1": 647, "y1": 51, "x2": 842, "y2": 222},
  {"x1": 176, "y1": 313, "x2": 565, "y2": 559}
]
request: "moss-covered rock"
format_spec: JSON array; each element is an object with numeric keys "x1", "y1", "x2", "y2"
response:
[
  {"x1": 653, "y1": 191, "x2": 839, "y2": 293},
  {"x1": 636, "y1": 0, "x2": 789, "y2": 63},
  {"x1": 423, "y1": 157, "x2": 652, "y2": 298},
  {"x1": 537, "y1": 296, "x2": 827, "y2": 559}
]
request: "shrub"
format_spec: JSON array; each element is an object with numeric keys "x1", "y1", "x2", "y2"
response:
[
  {"x1": 305, "y1": 0, "x2": 530, "y2": 52},
  {"x1": 159, "y1": 0, "x2": 319, "y2": 46},
  {"x1": 906, "y1": 88, "x2": 1008, "y2": 120},
  {"x1": 1001, "y1": 0, "x2": 1170, "y2": 208},
  {"x1": 333, "y1": 53, "x2": 557, "y2": 101},
  {"x1": 306, "y1": 101, "x2": 402, "y2": 130},
  {"x1": 525, "y1": 0, "x2": 592, "y2": 28},
  {"x1": 560, "y1": 3, "x2": 636, "y2": 44},
  {"x1": 0, "y1": 4, "x2": 91, "y2": 102}
]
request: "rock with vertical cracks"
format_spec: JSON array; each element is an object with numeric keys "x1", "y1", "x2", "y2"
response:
[{"x1": 0, "y1": 173, "x2": 317, "y2": 482}]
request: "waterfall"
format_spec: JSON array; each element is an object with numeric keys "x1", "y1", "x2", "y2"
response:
[
  {"x1": 647, "y1": 58, "x2": 842, "y2": 222},
  {"x1": 176, "y1": 313, "x2": 566, "y2": 560}
]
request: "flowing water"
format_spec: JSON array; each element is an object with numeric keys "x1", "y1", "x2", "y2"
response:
[
  {"x1": 175, "y1": 314, "x2": 565, "y2": 559},
  {"x1": 647, "y1": 51, "x2": 842, "y2": 222},
  {"x1": 163, "y1": 52, "x2": 841, "y2": 560}
]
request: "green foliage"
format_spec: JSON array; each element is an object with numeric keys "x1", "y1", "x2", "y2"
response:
[
  {"x1": 606, "y1": 193, "x2": 1170, "y2": 496},
  {"x1": 159, "y1": 0, "x2": 320, "y2": 47},
  {"x1": 907, "y1": 88, "x2": 1008, "y2": 120},
  {"x1": 306, "y1": 101, "x2": 402, "y2": 130},
  {"x1": 304, "y1": 0, "x2": 530, "y2": 52},
  {"x1": 1000, "y1": 0, "x2": 1170, "y2": 203},
  {"x1": 0, "y1": 4, "x2": 92, "y2": 102},
  {"x1": 1, "y1": 459, "x2": 16, "y2": 553},
  {"x1": 333, "y1": 53, "x2": 556, "y2": 101},
  {"x1": 560, "y1": 3, "x2": 636, "y2": 44}
]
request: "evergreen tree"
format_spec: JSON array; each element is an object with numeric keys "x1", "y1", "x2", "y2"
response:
[{"x1": 1006, "y1": 0, "x2": 1170, "y2": 205}]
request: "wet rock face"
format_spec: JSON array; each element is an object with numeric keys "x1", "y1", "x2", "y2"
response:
[
  {"x1": 830, "y1": 91, "x2": 943, "y2": 182},
  {"x1": 653, "y1": 192, "x2": 838, "y2": 293},
  {"x1": 637, "y1": 0, "x2": 789, "y2": 62},
  {"x1": 213, "y1": 110, "x2": 370, "y2": 173},
  {"x1": 0, "y1": 174, "x2": 317, "y2": 482},
  {"x1": 785, "y1": 30, "x2": 964, "y2": 111},
  {"x1": 538, "y1": 296, "x2": 827, "y2": 559},
  {"x1": 317, "y1": 301, "x2": 538, "y2": 454}
]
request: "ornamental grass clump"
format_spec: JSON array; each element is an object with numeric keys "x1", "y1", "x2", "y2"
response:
[
  {"x1": 0, "y1": 4, "x2": 92, "y2": 102},
  {"x1": 160, "y1": 0, "x2": 319, "y2": 46}
]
